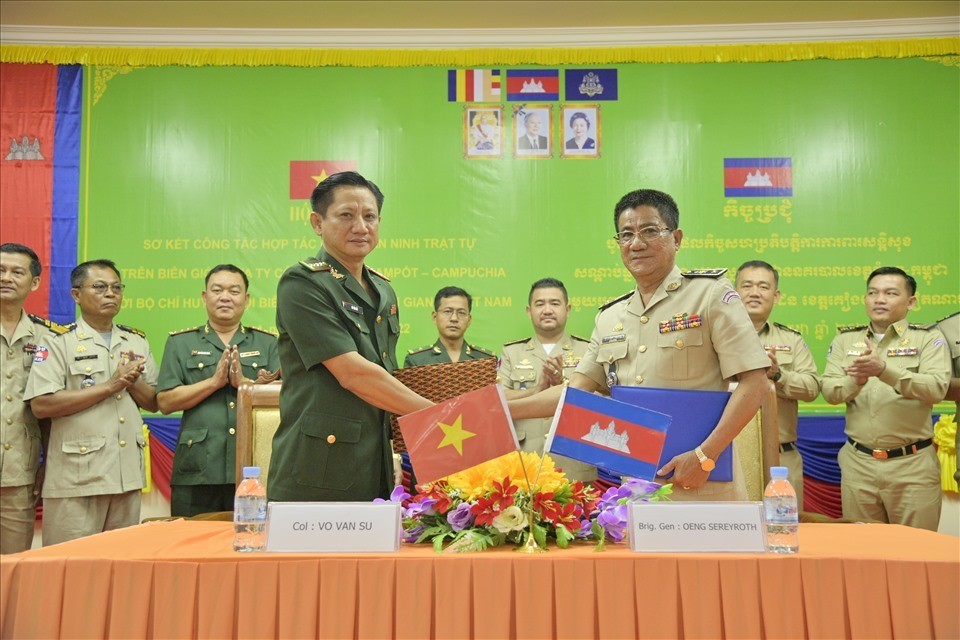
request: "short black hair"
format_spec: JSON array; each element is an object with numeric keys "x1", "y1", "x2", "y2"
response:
[
  {"x1": 310, "y1": 171, "x2": 384, "y2": 218},
  {"x1": 434, "y1": 286, "x2": 472, "y2": 312},
  {"x1": 569, "y1": 112, "x2": 590, "y2": 129},
  {"x1": 0, "y1": 243, "x2": 41, "y2": 277},
  {"x1": 205, "y1": 264, "x2": 249, "y2": 290},
  {"x1": 736, "y1": 260, "x2": 779, "y2": 287},
  {"x1": 71, "y1": 259, "x2": 121, "y2": 289},
  {"x1": 529, "y1": 277, "x2": 568, "y2": 304},
  {"x1": 867, "y1": 266, "x2": 917, "y2": 296},
  {"x1": 613, "y1": 189, "x2": 680, "y2": 232}
]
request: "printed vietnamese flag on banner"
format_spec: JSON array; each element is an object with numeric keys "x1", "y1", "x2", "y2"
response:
[
  {"x1": 398, "y1": 384, "x2": 519, "y2": 484},
  {"x1": 545, "y1": 387, "x2": 671, "y2": 481},
  {"x1": 289, "y1": 160, "x2": 358, "y2": 199}
]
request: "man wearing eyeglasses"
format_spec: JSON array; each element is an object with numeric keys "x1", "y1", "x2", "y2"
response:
[
  {"x1": 510, "y1": 189, "x2": 769, "y2": 501},
  {"x1": 25, "y1": 259, "x2": 158, "y2": 545},
  {"x1": 404, "y1": 286, "x2": 496, "y2": 367}
]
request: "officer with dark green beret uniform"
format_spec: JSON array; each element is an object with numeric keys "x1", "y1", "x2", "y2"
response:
[
  {"x1": 403, "y1": 286, "x2": 496, "y2": 367},
  {"x1": 268, "y1": 172, "x2": 432, "y2": 503},
  {"x1": 157, "y1": 265, "x2": 279, "y2": 517}
]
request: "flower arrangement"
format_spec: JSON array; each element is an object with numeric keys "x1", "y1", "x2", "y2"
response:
[{"x1": 378, "y1": 451, "x2": 672, "y2": 552}]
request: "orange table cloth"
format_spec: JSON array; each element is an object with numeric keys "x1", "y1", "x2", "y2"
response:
[{"x1": 1, "y1": 521, "x2": 958, "y2": 639}]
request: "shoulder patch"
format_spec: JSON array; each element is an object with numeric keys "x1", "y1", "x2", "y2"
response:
[
  {"x1": 571, "y1": 334, "x2": 591, "y2": 343},
  {"x1": 299, "y1": 259, "x2": 331, "y2": 273},
  {"x1": 681, "y1": 268, "x2": 728, "y2": 278},
  {"x1": 837, "y1": 324, "x2": 867, "y2": 334},
  {"x1": 935, "y1": 311, "x2": 959, "y2": 323},
  {"x1": 368, "y1": 267, "x2": 391, "y2": 282},
  {"x1": 773, "y1": 322, "x2": 802, "y2": 336},
  {"x1": 503, "y1": 337, "x2": 532, "y2": 347},
  {"x1": 599, "y1": 291, "x2": 633, "y2": 311},
  {"x1": 168, "y1": 325, "x2": 202, "y2": 336},
  {"x1": 908, "y1": 323, "x2": 938, "y2": 331},
  {"x1": 28, "y1": 313, "x2": 70, "y2": 335},
  {"x1": 407, "y1": 345, "x2": 434, "y2": 355},
  {"x1": 117, "y1": 324, "x2": 146, "y2": 338},
  {"x1": 470, "y1": 344, "x2": 496, "y2": 357},
  {"x1": 249, "y1": 326, "x2": 278, "y2": 337}
]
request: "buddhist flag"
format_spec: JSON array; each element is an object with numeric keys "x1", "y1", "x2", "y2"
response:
[
  {"x1": 289, "y1": 160, "x2": 358, "y2": 199},
  {"x1": 398, "y1": 384, "x2": 519, "y2": 484},
  {"x1": 447, "y1": 69, "x2": 501, "y2": 102},
  {"x1": 545, "y1": 387, "x2": 671, "y2": 481}
]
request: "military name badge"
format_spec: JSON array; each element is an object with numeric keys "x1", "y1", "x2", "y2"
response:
[
  {"x1": 342, "y1": 301, "x2": 362, "y2": 314},
  {"x1": 887, "y1": 347, "x2": 919, "y2": 357},
  {"x1": 74, "y1": 354, "x2": 97, "y2": 361},
  {"x1": 191, "y1": 350, "x2": 211, "y2": 356},
  {"x1": 601, "y1": 334, "x2": 626, "y2": 344},
  {"x1": 240, "y1": 351, "x2": 261, "y2": 358},
  {"x1": 764, "y1": 344, "x2": 791, "y2": 353},
  {"x1": 33, "y1": 346, "x2": 49, "y2": 363},
  {"x1": 80, "y1": 376, "x2": 95, "y2": 389}
]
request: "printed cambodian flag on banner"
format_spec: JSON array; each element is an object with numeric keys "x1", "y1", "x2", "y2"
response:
[
  {"x1": 506, "y1": 69, "x2": 560, "y2": 101},
  {"x1": 398, "y1": 384, "x2": 519, "y2": 484},
  {"x1": 289, "y1": 160, "x2": 358, "y2": 199},
  {"x1": 724, "y1": 157, "x2": 793, "y2": 197},
  {"x1": 545, "y1": 387, "x2": 671, "y2": 480},
  {"x1": 447, "y1": 69, "x2": 501, "y2": 102}
]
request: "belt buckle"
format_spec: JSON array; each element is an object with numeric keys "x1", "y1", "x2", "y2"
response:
[{"x1": 872, "y1": 449, "x2": 888, "y2": 460}]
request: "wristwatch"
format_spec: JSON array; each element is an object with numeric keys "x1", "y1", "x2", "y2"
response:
[
  {"x1": 771, "y1": 370, "x2": 783, "y2": 383},
  {"x1": 694, "y1": 446, "x2": 716, "y2": 472}
]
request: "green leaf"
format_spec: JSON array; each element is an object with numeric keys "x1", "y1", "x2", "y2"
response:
[
  {"x1": 533, "y1": 523, "x2": 548, "y2": 548},
  {"x1": 555, "y1": 524, "x2": 573, "y2": 549}
]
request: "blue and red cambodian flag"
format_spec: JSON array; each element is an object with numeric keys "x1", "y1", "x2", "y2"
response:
[
  {"x1": 545, "y1": 387, "x2": 671, "y2": 480},
  {"x1": 724, "y1": 157, "x2": 793, "y2": 197},
  {"x1": 505, "y1": 70, "x2": 560, "y2": 101}
]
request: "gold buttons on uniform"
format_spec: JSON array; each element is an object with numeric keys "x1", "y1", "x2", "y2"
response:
[
  {"x1": 327, "y1": 435, "x2": 336, "y2": 444},
  {"x1": 110, "y1": 354, "x2": 115, "y2": 359},
  {"x1": 198, "y1": 362, "x2": 204, "y2": 369},
  {"x1": 638, "y1": 345, "x2": 647, "y2": 353},
  {"x1": 229, "y1": 401, "x2": 236, "y2": 409},
  {"x1": 116, "y1": 395, "x2": 122, "y2": 401},
  {"x1": 3, "y1": 443, "x2": 10, "y2": 450},
  {"x1": 5, "y1": 372, "x2": 11, "y2": 379},
  {"x1": 376, "y1": 315, "x2": 382, "y2": 324},
  {"x1": 229, "y1": 428, "x2": 236, "y2": 435},
  {"x1": 5, "y1": 395, "x2": 11, "y2": 401},
  {"x1": 119, "y1": 417, "x2": 125, "y2": 423},
  {"x1": 6, "y1": 349, "x2": 12, "y2": 356},
  {"x1": 382, "y1": 352, "x2": 387, "y2": 360},
  {"x1": 85, "y1": 367, "x2": 92, "y2": 373},
  {"x1": 119, "y1": 440, "x2": 126, "y2": 447},
  {"x1": 640, "y1": 316, "x2": 649, "y2": 324},
  {"x1": 5, "y1": 418, "x2": 11, "y2": 425},
  {"x1": 80, "y1": 446, "x2": 88, "y2": 453},
  {"x1": 635, "y1": 376, "x2": 644, "y2": 384},
  {"x1": 187, "y1": 439, "x2": 193, "y2": 446},
  {"x1": 675, "y1": 339, "x2": 684, "y2": 348}
]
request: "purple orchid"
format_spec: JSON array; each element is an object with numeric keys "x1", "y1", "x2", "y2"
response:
[{"x1": 446, "y1": 502, "x2": 474, "y2": 532}]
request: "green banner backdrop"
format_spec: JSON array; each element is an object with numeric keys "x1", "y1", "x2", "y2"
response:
[{"x1": 80, "y1": 58, "x2": 959, "y2": 397}]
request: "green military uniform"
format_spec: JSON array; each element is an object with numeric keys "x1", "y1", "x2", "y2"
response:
[
  {"x1": 499, "y1": 333, "x2": 596, "y2": 482},
  {"x1": 822, "y1": 319, "x2": 950, "y2": 531},
  {"x1": 757, "y1": 321, "x2": 821, "y2": 510},
  {"x1": 268, "y1": 249, "x2": 401, "y2": 502},
  {"x1": 24, "y1": 317, "x2": 159, "y2": 545},
  {"x1": 575, "y1": 266, "x2": 769, "y2": 501},
  {"x1": 403, "y1": 339, "x2": 495, "y2": 367},
  {"x1": 0, "y1": 313, "x2": 65, "y2": 554},
  {"x1": 935, "y1": 312, "x2": 959, "y2": 483},
  {"x1": 157, "y1": 322, "x2": 279, "y2": 516}
]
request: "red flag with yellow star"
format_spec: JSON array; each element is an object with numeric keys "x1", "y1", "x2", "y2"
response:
[
  {"x1": 397, "y1": 384, "x2": 519, "y2": 484},
  {"x1": 289, "y1": 160, "x2": 358, "y2": 199}
]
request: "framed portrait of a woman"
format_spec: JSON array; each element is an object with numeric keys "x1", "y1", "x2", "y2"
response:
[{"x1": 560, "y1": 104, "x2": 600, "y2": 159}]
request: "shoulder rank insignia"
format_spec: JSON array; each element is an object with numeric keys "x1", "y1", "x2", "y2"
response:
[
  {"x1": 599, "y1": 291, "x2": 633, "y2": 311},
  {"x1": 407, "y1": 345, "x2": 435, "y2": 355},
  {"x1": 249, "y1": 326, "x2": 278, "y2": 337},
  {"x1": 117, "y1": 324, "x2": 146, "y2": 338},
  {"x1": 469, "y1": 344, "x2": 496, "y2": 357},
  {"x1": 571, "y1": 334, "x2": 590, "y2": 343},
  {"x1": 837, "y1": 324, "x2": 867, "y2": 334},
  {"x1": 935, "y1": 311, "x2": 959, "y2": 323},
  {"x1": 28, "y1": 313, "x2": 70, "y2": 335},
  {"x1": 908, "y1": 323, "x2": 937, "y2": 331},
  {"x1": 773, "y1": 322, "x2": 802, "y2": 335},
  {"x1": 681, "y1": 268, "x2": 728, "y2": 278},
  {"x1": 168, "y1": 325, "x2": 202, "y2": 336},
  {"x1": 368, "y1": 266, "x2": 391, "y2": 282},
  {"x1": 299, "y1": 259, "x2": 330, "y2": 272},
  {"x1": 503, "y1": 337, "x2": 531, "y2": 347}
]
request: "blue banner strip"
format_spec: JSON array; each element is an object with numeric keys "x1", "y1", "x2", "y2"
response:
[
  {"x1": 723, "y1": 157, "x2": 792, "y2": 168},
  {"x1": 51, "y1": 65, "x2": 82, "y2": 324},
  {"x1": 725, "y1": 187, "x2": 793, "y2": 197}
]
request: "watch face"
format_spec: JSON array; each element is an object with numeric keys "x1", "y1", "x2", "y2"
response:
[{"x1": 701, "y1": 458, "x2": 716, "y2": 472}]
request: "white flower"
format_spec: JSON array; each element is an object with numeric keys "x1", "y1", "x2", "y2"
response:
[{"x1": 491, "y1": 505, "x2": 528, "y2": 533}]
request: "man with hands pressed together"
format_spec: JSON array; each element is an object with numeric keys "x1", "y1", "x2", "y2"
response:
[
  {"x1": 157, "y1": 265, "x2": 279, "y2": 517},
  {"x1": 25, "y1": 260, "x2": 158, "y2": 545},
  {"x1": 822, "y1": 267, "x2": 949, "y2": 530},
  {"x1": 509, "y1": 189, "x2": 769, "y2": 499}
]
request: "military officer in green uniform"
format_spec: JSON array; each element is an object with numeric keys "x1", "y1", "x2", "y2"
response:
[
  {"x1": 509, "y1": 189, "x2": 770, "y2": 501},
  {"x1": 934, "y1": 311, "x2": 959, "y2": 483},
  {"x1": 268, "y1": 171, "x2": 432, "y2": 503},
  {"x1": 500, "y1": 278, "x2": 595, "y2": 482},
  {"x1": 823, "y1": 267, "x2": 950, "y2": 531},
  {"x1": 734, "y1": 260, "x2": 821, "y2": 509},
  {"x1": 157, "y1": 264, "x2": 279, "y2": 517},
  {"x1": 0, "y1": 244, "x2": 67, "y2": 554},
  {"x1": 26, "y1": 260, "x2": 159, "y2": 545},
  {"x1": 403, "y1": 286, "x2": 496, "y2": 367}
]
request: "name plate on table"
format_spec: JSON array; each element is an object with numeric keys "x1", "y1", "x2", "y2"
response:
[
  {"x1": 265, "y1": 502, "x2": 401, "y2": 552},
  {"x1": 627, "y1": 502, "x2": 766, "y2": 553}
]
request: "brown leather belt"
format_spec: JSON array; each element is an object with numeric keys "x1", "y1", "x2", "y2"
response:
[{"x1": 847, "y1": 438, "x2": 933, "y2": 460}]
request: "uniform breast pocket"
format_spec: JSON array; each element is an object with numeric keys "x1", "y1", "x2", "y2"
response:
[
  {"x1": 774, "y1": 350, "x2": 794, "y2": 369},
  {"x1": 387, "y1": 315, "x2": 401, "y2": 351},
  {"x1": 61, "y1": 436, "x2": 108, "y2": 486},
  {"x1": 892, "y1": 355, "x2": 920, "y2": 372},
  {"x1": 295, "y1": 413, "x2": 363, "y2": 491},
  {"x1": 175, "y1": 428, "x2": 208, "y2": 475},
  {"x1": 185, "y1": 357, "x2": 219, "y2": 383},
  {"x1": 656, "y1": 329, "x2": 704, "y2": 380},
  {"x1": 597, "y1": 341, "x2": 629, "y2": 382},
  {"x1": 509, "y1": 367, "x2": 538, "y2": 390},
  {"x1": 68, "y1": 357, "x2": 106, "y2": 385}
]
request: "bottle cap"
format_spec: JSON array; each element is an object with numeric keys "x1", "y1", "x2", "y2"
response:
[
  {"x1": 770, "y1": 466, "x2": 788, "y2": 478},
  {"x1": 242, "y1": 466, "x2": 261, "y2": 478}
]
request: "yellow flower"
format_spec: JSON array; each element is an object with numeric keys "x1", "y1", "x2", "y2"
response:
[{"x1": 444, "y1": 451, "x2": 570, "y2": 499}]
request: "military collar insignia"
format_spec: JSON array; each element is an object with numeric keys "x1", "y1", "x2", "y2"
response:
[
  {"x1": 681, "y1": 268, "x2": 727, "y2": 278},
  {"x1": 665, "y1": 281, "x2": 680, "y2": 291}
]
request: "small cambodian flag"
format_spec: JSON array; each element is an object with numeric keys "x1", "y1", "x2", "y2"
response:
[
  {"x1": 545, "y1": 387, "x2": 671, "y2": 480},
  {"x1": 506, "y1": 69, "x2": 560, "y2": 101},
  {"x1": 724, "y1": 157, "x2": 793, "y2": 197}
]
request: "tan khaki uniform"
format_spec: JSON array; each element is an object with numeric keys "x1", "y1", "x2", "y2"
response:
[
  {"x1": 24, "y1": 317, "x2": 159, "y2": 544},
  {"x1": 934, "y1": 311, "x2": 959, "y2": 483},
  {"x1": 0, "y1": 313, "x2": 62, "y2": 554},
  {"x1": 499, "y1": 333, "x2": 595, "y2": 481},
  {"x1": 822, "y1": 319, "x2": 950, "y2": 530},
  {"x1": 758, "y1": 321, "x2": 821, "y2": 510},
  {"x1": 575, "y1": 266, "x2": 769, "y2": 500}
]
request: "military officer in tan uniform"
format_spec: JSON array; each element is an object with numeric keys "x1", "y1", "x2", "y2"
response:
[
  {"x1": 510, "y1": 189, "x2": 770, "y2": 500},
  {"x1": 404, "y1": 286, "x2": 496, "y2": 367},
  {"x1": 25, "y1": 259, "x2": 159, "y2": 545},
  {"x1": 500, "y1": 278, "x2": 594, "y2": 481},
  {"x1": 0, "y1": 244, "x2": 66, "y2": 554},
  {"x1": 934, "y1": 311, "x2": 959, "y2": 483},
  {"x1": 735, "y1": 260, "x2": 821, "y2": 508},
  {"x1": 822, "y1": 267, "x2": 950, "y2": 531}
]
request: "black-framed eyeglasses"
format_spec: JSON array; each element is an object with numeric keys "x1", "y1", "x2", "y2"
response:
[
  {"x1": 613, "y1": 227, "x2": 674, "y2": 246},
  {"x1": 77, "y1": 283, "x2": 125, "y2": 295}
]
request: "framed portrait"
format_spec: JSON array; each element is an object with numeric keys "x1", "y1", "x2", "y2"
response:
[
  {"x1": 560, "y1": 104, "x2": 600, "y2": 159},
  {"x1": 463, "y1": 105, "x2": 503, "y2": 159},
  {"x1": 512, "y1": 104, "x2": 552, "y2": 159}
]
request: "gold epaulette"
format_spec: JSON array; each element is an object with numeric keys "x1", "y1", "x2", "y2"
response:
[
  {"x1": 773, "y1": 322, "x2": 802, "y2": 336},
  {"x1": 469, "y1": 344, "x2": 496, "y2": 357},
  {"x1": 571, "y1": 334, "x2": 590, "y2": 343},
  {"x1": 28, "y1": 313, "x2": 70, "y2": 335},
  {"x1": 168, "y1": 325, "x2": 202, "y2": 336},
  {"x1": 368, "y1": 266, "x2": 391, "y2": 282},
  {"x1": 249, "y1": 326, "x2": 278, "y2": 337},
  {"x1": 908, "y1": 323, "x2": 938, "y2": 331},
  {"x1": 407, "y1": 345, "x2": 434, "y2": 355},
  {"x1": 503, "y1": 337, "x2": 531, "y2": 347},
  {"x1": 837, "y1": 324, "x2": 867, "y2": 333},
  {"x1": 117, "y1": 324, "x2": 146, "y2": 338},
  {"x1": 299, "y1": 259, "x2": 331, "y2": 272},
  {"x1": 599, "y1": 291, "x2": 633, "y2": 311},
  {"x1": 681, "y1": 268, "x2": 728, "y2": 278},
  {"x1": 935, "y1": 311, "x2": 959, "y2": 323}
]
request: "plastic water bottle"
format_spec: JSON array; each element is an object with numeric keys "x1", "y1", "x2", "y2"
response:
[
  {"x1": 233, "y1": 466, "x2": 267, "y2": 552},
  {"x1": 763, "y1": 466, "x2": 799, "y2": 554}
]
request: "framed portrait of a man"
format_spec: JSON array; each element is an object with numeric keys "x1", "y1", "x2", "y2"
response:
[
  {"x1": 561, "y1": 104, "x2": 600, "y2": 159},
  {"x1": 464, "y1": 105, "x2": 502, "y2": 159},
  {"x1": 512, "y1": 104, "x2": 551, "y2": 159}
]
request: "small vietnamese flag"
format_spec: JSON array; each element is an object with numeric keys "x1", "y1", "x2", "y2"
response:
[
  {"x1": 398, "y1": 384, "x2": 519, "y2": 484},
  {"x1": 289, "y1": 160, "x2": 358, "y2": 199}
]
